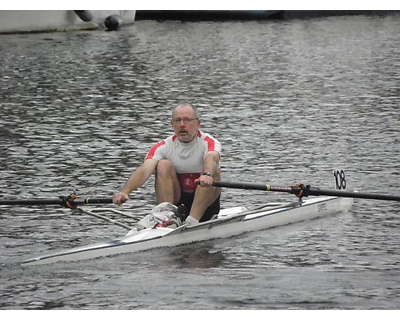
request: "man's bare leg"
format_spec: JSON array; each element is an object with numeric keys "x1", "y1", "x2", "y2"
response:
[
  {"x1": 155, "y1": 160, "x2": 181, "y2": 204},
  {"x1": 189, "y1": 169, "x2": 221, "y2": 221},
  {"x1": 189, "y1": 185, "x2": 221, "y2": 221}
]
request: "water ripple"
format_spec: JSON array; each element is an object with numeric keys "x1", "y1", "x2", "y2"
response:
[{"x1": 1, "y1": 15, "x2": 400, "y2": 309}]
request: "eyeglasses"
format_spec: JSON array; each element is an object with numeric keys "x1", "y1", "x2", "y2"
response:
[{"x1": 171, "y1": 118, "x2": 198, "y2": 124}]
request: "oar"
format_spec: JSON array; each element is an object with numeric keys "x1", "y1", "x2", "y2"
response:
[
  {"x1": 213, "y1": 181, "x2": 400, "y2": 202},
  {"x1": 0, "y1": 194, "x2": 114, "y2": 207}
]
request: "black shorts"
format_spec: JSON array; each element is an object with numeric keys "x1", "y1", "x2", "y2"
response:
[{"x1": 178, "y1": 192, "x2": 220, "y2": 222}]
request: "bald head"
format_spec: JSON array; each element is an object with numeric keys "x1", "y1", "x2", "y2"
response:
[{"x1": 172, "y1": 103, "x2": 199, "y2": 120}]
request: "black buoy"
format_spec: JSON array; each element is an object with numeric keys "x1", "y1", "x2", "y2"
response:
[
  {"x1": 74, "y1": 10, "x2": 94, "y2": 22},
  {"x1": 104, "y1": 15, "x2": 123, "y2": 31}
]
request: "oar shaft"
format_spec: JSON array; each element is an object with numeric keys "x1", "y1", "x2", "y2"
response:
[
  {"x1": 213, "y1": 181, "x2": 292, "y2": 193},
  {"x1": 0, "y1": 199, "x2": 64, "y2": 206},
  {"x1": 213, "y1": 181, "x2": 400, "y2": 202},
  {"x1": 307, "y1": 188, "x2": 400, "y2": 202},
  {"x1": 0, "y1": 197, "x2": 114, "y2": 206}
]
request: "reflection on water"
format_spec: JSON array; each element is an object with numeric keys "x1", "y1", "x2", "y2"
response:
[
  {"x1": 1, "y1": 15, "x2": 400, "y2": 309},
  {"x1": 169, "y1": 244, "x2": 226, "y2": 269}
]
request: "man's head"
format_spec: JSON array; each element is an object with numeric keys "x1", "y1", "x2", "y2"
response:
[{"x1": 171, "y1": 103, "x2": 200, "y2": 143}]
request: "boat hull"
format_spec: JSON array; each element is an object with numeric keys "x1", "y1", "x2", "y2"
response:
[
  {"x1": 0, "y1": 10, "x2": 135, "y2": 34},
  {"x1": 22, "y1": 196, "x2": 352, "y2": 266}
]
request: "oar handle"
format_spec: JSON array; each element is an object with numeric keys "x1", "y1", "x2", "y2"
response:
[{"x1": 75, "y1": 198, "x2": 114, "y2": 205}]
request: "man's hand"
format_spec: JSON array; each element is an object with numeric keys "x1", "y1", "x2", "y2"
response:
[
  {"x1": 113, "y1": 192, "x2": 129, "y2": 205},
  {"x1": 195, "y1": 172, "x2": 213, "y2": 187}
]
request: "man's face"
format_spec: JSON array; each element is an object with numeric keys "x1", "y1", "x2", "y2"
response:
[{"x1": 171, "y1": 105, "x2": 200, "y2": 143}]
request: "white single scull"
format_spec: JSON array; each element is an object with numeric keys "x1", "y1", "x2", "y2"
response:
[{"x1": 21, "y1": 195, "x2": 353, "y2": 266}]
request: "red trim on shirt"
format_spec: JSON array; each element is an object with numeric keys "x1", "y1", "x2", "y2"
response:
[
  {"x1": 146, "y1": 140, "x2": 165, "y2": 159},
  {"x1": 204, "y1": 136, "x2": 216, "y2": 152}
]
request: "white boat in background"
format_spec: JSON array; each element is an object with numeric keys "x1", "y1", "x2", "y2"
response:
[
  {"x1": 21, "y1": 195, "x2": 353, "y2": 266},
  {"x1": 0, "y1": 10, "x2": 136, "y2": 34}
]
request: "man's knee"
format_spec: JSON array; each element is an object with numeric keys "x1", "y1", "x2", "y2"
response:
[{"x1": 156, "y1": 160, "x2": 174, "y2": 177}]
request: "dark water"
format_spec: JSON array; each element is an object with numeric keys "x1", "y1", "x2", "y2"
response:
[{"x1": 1, "y1": 15, "x2": 400, "y2": 310}]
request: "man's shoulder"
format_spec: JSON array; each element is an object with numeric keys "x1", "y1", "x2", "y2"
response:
[
  {"x1": 148, "y1": 136, "x2": 173, "y2": 151},
  {"x1": 197, "y1": 130, "x2": 219, "y2": 141},
  {"x1": 197, "y1": 130, "x2": 213, "y2": 138}
]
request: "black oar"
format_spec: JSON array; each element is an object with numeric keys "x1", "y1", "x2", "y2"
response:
[
  {"x1": 213, "y1": 181, "x2": 400, "y2": 202},
  {"x1": 0, "y1": 194, "x2": 114, "y2": 207}
]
